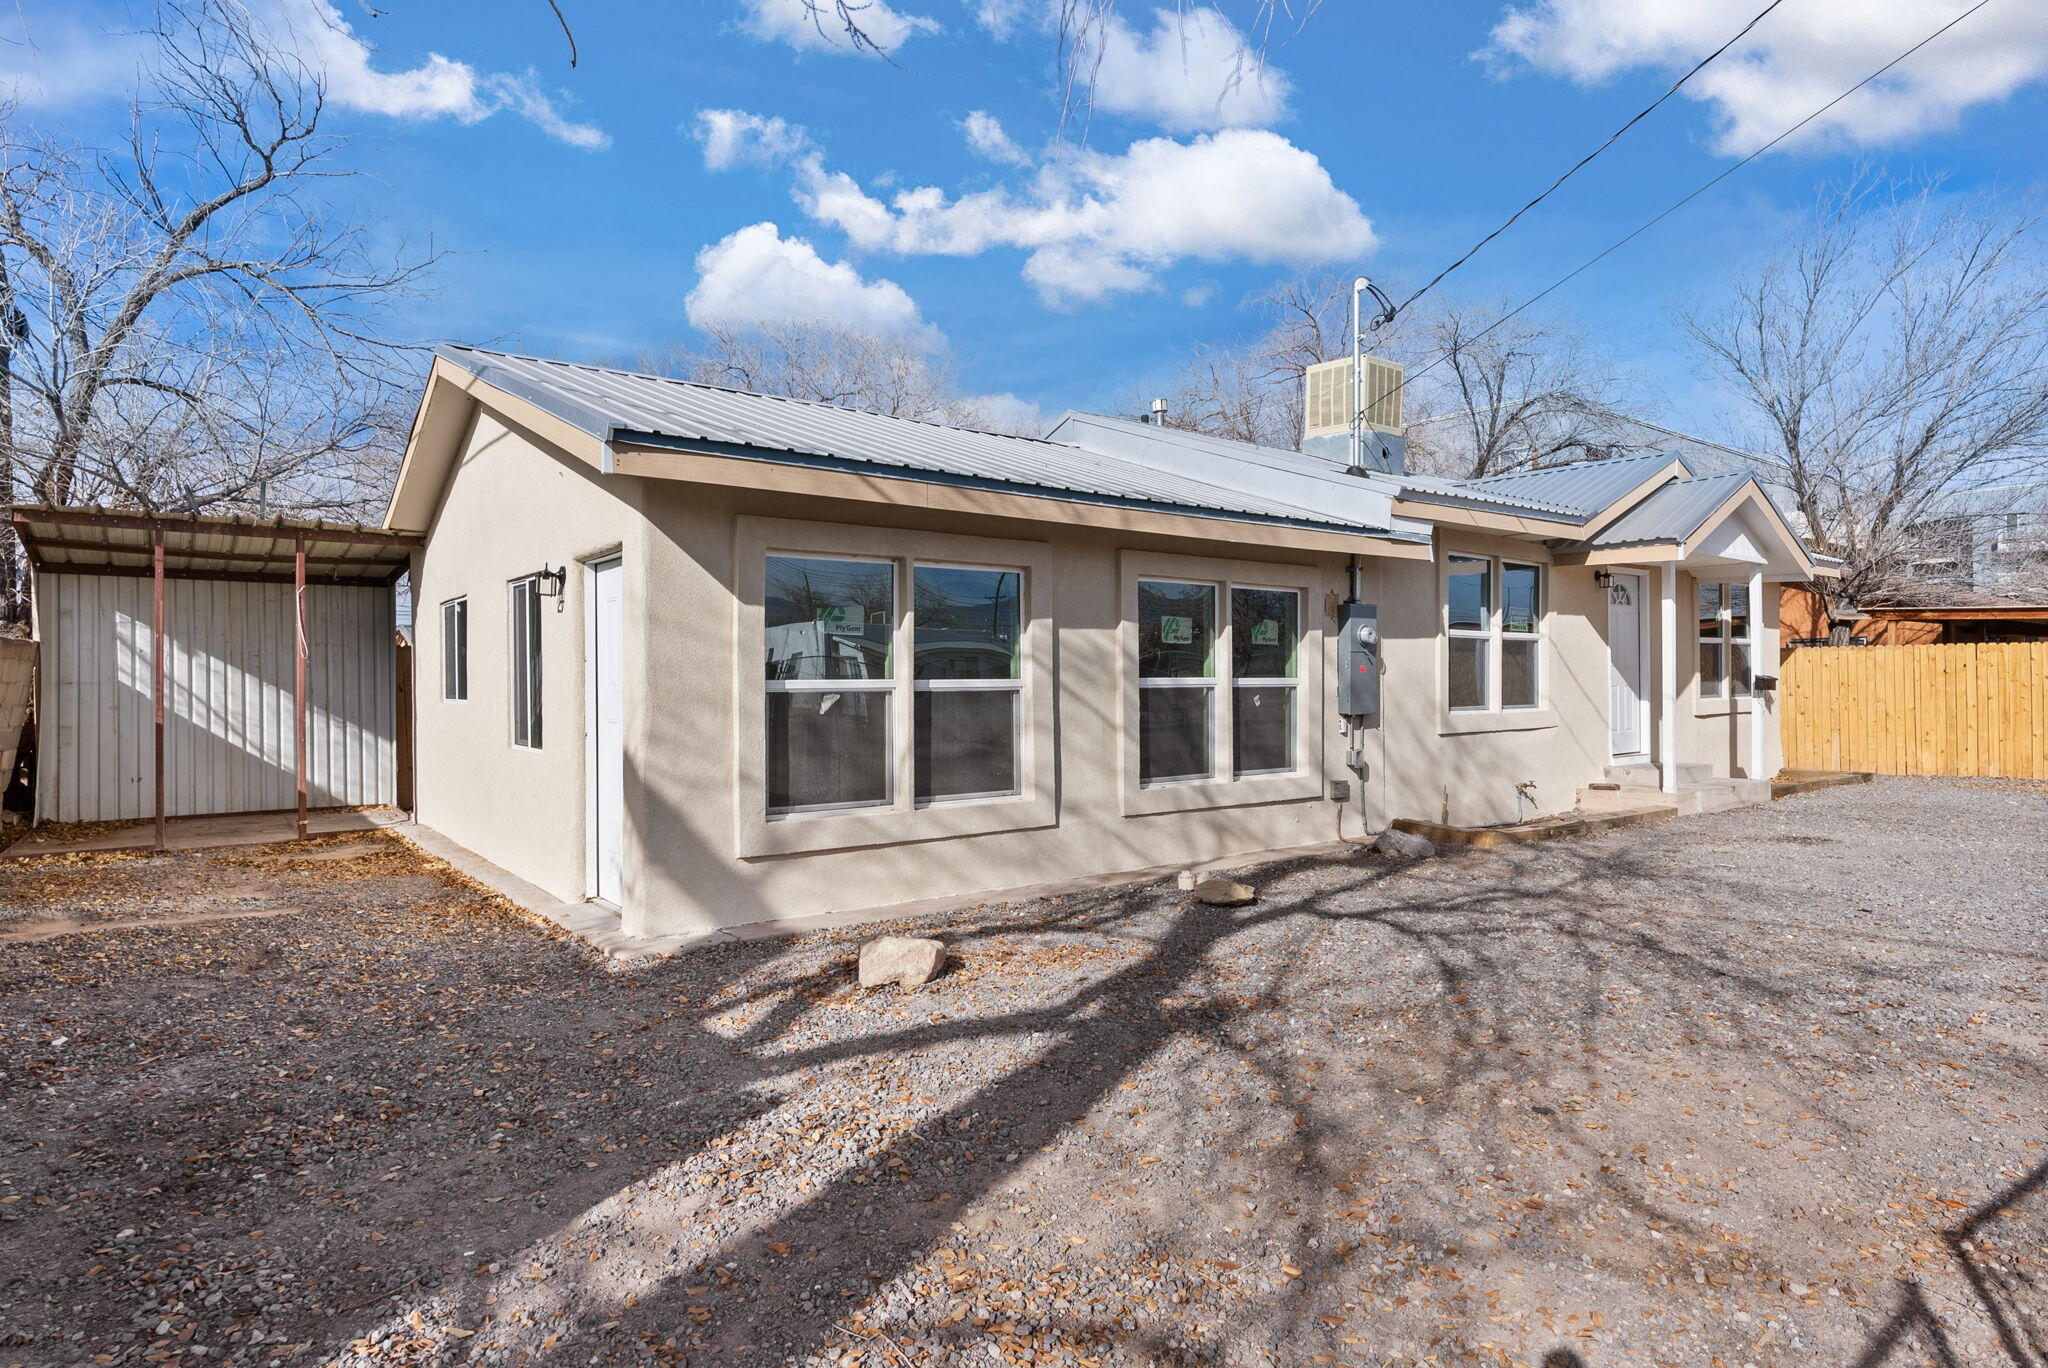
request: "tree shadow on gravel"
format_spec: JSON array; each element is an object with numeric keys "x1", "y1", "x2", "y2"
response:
[{"x1": 1, "y1": 822, "x2": 2039, "y2": 1367}]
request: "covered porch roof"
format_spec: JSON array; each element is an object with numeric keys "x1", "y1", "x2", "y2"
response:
[
  {"x1": 1548, "y1": 474, "x2": 1831, "y2": 580},
  {"x1": 11, "y1": 505, "x2": 417, "y2": 587}
]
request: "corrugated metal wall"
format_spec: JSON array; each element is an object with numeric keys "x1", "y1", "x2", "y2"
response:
[{"x1": 36, "y1": 574, "x2": 398, "y2": 821}]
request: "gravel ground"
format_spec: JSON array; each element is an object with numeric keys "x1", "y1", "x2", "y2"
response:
[{"x1": 1, "y1": 777, "x2": 2044, "y2": 1368}]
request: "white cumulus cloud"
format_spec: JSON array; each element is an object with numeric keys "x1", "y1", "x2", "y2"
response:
[
  {"x1": 685, "y1": 222, "x2": 931, "y2": 335},
  {"x1": 960, "y1": 110, "x2": 1032, "y2": 165},
  {"x1": 790, "y1": 128, "x2": 1374, "y2": 306},
  {"x1": 1485, "y1": 0, "x2": 2048, "y2": 154},
  {"x1": 737, "y1": 0, "x2": 942, "y2": 56},
  {"x1": 1080, "y1": 6, "x2": 1292, "y2": 131},
  {"x1": 693, "y1": 108, "x2": 814, "y2": 170},
  {"x1": 0, "y1": 0, "x2": 607, "y2": 147}
]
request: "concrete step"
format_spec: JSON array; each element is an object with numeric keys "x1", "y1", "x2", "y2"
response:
[
  {"x1": 1606, "y1": 761, "x2": 1711, "y2": 788},
  {"x1": 1578, "y1": 777, "x2": 1773, "y2": 818}
]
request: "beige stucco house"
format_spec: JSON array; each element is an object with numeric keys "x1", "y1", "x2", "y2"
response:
[{"x1": 384, "y1": 345, "x2": 1830, "y2": 939}]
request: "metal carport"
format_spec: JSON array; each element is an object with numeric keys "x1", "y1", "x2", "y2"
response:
[{"x1": 11, "y1": 505, "x2": 419, "y2": 844}]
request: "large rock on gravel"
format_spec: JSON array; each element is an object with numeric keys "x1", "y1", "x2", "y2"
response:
[
  {"x1": 1373, "y1": 828, "x2": 1437, "y2": 859},
  {"x1": 1190, "y1": 878, "x2": 1257, "y2": 906},
  {"x1": 858, "y1": 935, "x2": 947, "y2": 989}
]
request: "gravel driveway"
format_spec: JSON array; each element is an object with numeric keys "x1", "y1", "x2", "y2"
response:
[{"x1": 1, "y1": 777, "x2": 2044, "y2": 1368}]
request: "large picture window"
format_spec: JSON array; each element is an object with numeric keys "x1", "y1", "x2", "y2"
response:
[
  {"x1": 509, "y1": 577, "x2": 542, "y2": 748},
  {"x1": 764, "y1": 554, "x2": 896, "y2": 815},
  {"x1": 1445, "y1": 554, "x2": 1544, "y2": 712},
  {"x1": 441, "y1": 597, "x2": 468, "y2": 702},
  {"x1": 1698, "y1": 581, "x2": 1752, "y2": 699},
  {"x1": 913, "y1": 565, "x2": 1021, "y2": 803},
  {"x1": 1136, "y1": 578, "x2": 1301, "y2": 787}
]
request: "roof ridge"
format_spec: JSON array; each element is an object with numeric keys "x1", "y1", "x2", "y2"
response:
[{"x1": 438, "y1": 343, "x2": 1060, "y2": 446}]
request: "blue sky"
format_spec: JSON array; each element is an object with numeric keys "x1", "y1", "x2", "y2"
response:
[{"x1": 9, "y1": 0, "x2": 2048, "y2": 439}]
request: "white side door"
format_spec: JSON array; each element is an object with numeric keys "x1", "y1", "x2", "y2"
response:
[
  {"x1": 586, "y1": 557, "x2": 625, "y2": 908},
  {"x1": 1608, "y1": 571, "x2": 1647, "y2": 759}
]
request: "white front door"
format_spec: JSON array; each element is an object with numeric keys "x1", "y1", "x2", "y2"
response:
[
  {"x1": 1607, "y1": 571, "x2": 1648, "y2": 758},
  {"x1": 587, "y1": 557, "x2": 624, "y2": 908}
]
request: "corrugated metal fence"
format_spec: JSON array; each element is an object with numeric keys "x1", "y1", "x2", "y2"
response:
[
  {"x1": 1781, "y1": 642, "x2": 2048, "y2": 780},
  {"x1": 0, "y1": 637, "x2": 33, "y2": 792},
  {"x1": 36, "y1": 574, "x2": 397, "y2": 821}
]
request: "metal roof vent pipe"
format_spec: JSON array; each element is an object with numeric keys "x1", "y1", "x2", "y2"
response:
[{"x1": 1143, "y1": 397, "x2": 1168, "y2": 426}]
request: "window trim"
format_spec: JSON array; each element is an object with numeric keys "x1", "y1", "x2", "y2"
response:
[
  {"x1": 1120, "y1": 551, "x2": 1322, "y2": 818},
  {"x1": 508, "y1": 575, "x2": 543, "y2": 751},
  {"x1": 734, "y1": 517, "x2": 1056, "y2": 859},
  {"x1": 1440, "y1": 551, "x2": 1548, "y2": 716},
  {"x1": 440, "y1": 596, "x2": 468, "y2": 703}
]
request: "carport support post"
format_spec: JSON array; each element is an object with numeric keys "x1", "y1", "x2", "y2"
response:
[
  {"x1": 1748, "y1": 567, "x2": 1766, "y2": 782},
  {"x1": 1659, "y1": 562, "x2": 1678, "y2": 795},
  {"x1": 294, "y1": 536, "x2": 308, "y2": 842},
  {"x1": 151, "y1": 529, "x2": 166, "y2": 851}
]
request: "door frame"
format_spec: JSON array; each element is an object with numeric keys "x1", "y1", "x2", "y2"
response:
[
  {"x1": 583, "y1": 555, "x2": 624, "y2": 908},
  {"x1": 1607, "y1": 567, "x2": 1652, "y2": 764}
]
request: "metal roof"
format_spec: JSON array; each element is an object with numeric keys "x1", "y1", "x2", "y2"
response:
[
  {"x1": 1043, "y1": 412, "x2": 1409, "y2": 536},
  {"x1": 1400, "y1": 450, "x2": 1689, "y2": 521},
  {"x1": 11, "y1": 505, "x2": 417, "y2": 585},
  {"x1": 1573, "y1": 472, "x2": 1755, "y2": 548},
  {"x1": 439, "y1": 345, "x2": 1393, "y2": 537}
]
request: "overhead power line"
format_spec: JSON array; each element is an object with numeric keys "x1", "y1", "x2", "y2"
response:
[
  {"x1": 1387, "y1": 0, "x2": 1791, "y2": 321},
  {"x1": 1377, "y1": 0, "x2": 1994, "y2": 417}
]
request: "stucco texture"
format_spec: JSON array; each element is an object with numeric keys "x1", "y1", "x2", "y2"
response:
[{"x1": 410, "y1": 410, "x2": 1790, "y2": 938}]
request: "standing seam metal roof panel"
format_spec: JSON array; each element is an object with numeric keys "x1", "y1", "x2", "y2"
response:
[
  {"x1": 437, "y1": 346, "x2": 1385, "y2": 534},
  {"x1": 1577, "y1": 472, "x2": 1756, "y2": 547}
]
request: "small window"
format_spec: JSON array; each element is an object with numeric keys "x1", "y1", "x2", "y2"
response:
[
  {"x1": 913, "y1": 565, "x2": 1023, "y2": 803},
  {"x1": 764, "y1": 554, "x2": 895, "y2": 814},
  {"x1": 1445, "y1": 554, "x2": 1543, "y2": 712},
  {"x1": 1699, "y1": 581, "x2": 1753, "y2": 700},
  {"x1": 1137, "y1": 579, "x2": 1217, "y2": 784},
  {"x1": 440, "y1": 598, "x2": 468, "y2": 701},
  {"x1": 509, "y1": 578, "x2": 542, "y2": 748}
]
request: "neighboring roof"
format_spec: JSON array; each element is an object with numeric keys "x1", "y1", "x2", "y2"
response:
[
  {"x1": 1571, "y1": 471, "x2": 1755, "y2": 548},
  {"x1": 11, "y1": 505, "x2": 416, "y2": 585},
  {"x1": 1862, "y1": 604, "x2": 2048, "y2": 620},
  {"x1": 1401, "y1": 449, "x2": 1690, "y2": 521},
  {"x1": 434, "y1": 345, "x2": 1398, "y2": 538}
]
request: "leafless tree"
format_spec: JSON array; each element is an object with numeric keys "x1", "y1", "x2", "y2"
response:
[
  {"x1": 639, "y1": 320, "x2": 1039, "y2": 434},
  {"x1": 1155, "y1": 270, "x2": 1635, "y2": 475},
  {"x1": 1395, "y1": 300, "x2": 1639, "y2": 478},
  {"x1": 1679, "y1": 172, "x2": 2048, "y2": 614},
  {"x1": 0, "y1": 1, "x2": 436, "y2": 618}
]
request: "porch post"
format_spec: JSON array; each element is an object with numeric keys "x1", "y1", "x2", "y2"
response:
[
  {"x1": 1659, "y1": 562, "x2": 1678, "y2": 795},
  {"x1": 294, "y1": 536, "x2": 309, "y2": 842},
  {"x1": 1748, "y1": 567, "x2": 1766, "y2": 781},
  {"x1": 152, "y1": 529, "x2": 166, "y2": 851}
]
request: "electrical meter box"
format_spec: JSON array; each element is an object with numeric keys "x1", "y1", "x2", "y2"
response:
[{"x1": 1337, "y1": 602, "x2": 1380, "y2": 720}]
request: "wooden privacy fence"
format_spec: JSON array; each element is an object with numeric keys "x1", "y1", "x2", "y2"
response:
[{"x1": 1781, "y1": 642, "x2": 2048, "y2": 779}]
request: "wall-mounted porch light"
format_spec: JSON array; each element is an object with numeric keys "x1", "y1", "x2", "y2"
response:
[
  {"x1": 1592, "y1": 569, "x2": 1613, "y2": 589},
  {"x1": 535, "y1": 564, "x2": 568, "y2": 611}
]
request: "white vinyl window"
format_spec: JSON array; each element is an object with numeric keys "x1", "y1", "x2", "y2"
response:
[
  {"x1": 1698, "y1": 581, "x2": 1753, "y2": 699},
  {"x1": 1446, "y1": 554, "x2": 1544, "y2": 712},
  {"x1": 764, "y1": 553, "x2": 897, "y2": 815},
  {"x1": 1230, "y1": 586, "x2": 1300, "y2": 777},
  {"x1": 509, "y1": 577, "x2": 542, "y2": 748},
  {"x1": 440, "y1": 597, "x2": 468, "y2": 701},
  {"x1": 1137, "y1": 578, "x2": 1301, "y2": 786},
  {"x1": 912, "y1": 564, "x2": 1023, "y2": 804},
  {"x1": 763, "y1": 554, "x2": 1027, "y2": 816}
]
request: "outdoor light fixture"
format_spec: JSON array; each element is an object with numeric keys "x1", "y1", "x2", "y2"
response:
[
  {"x1": 535, "y1": 565, "x2": 568, "y2": 606},
  {"x1": 1593, "y1": 569, "x2": 1613, "y2": 589}
]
